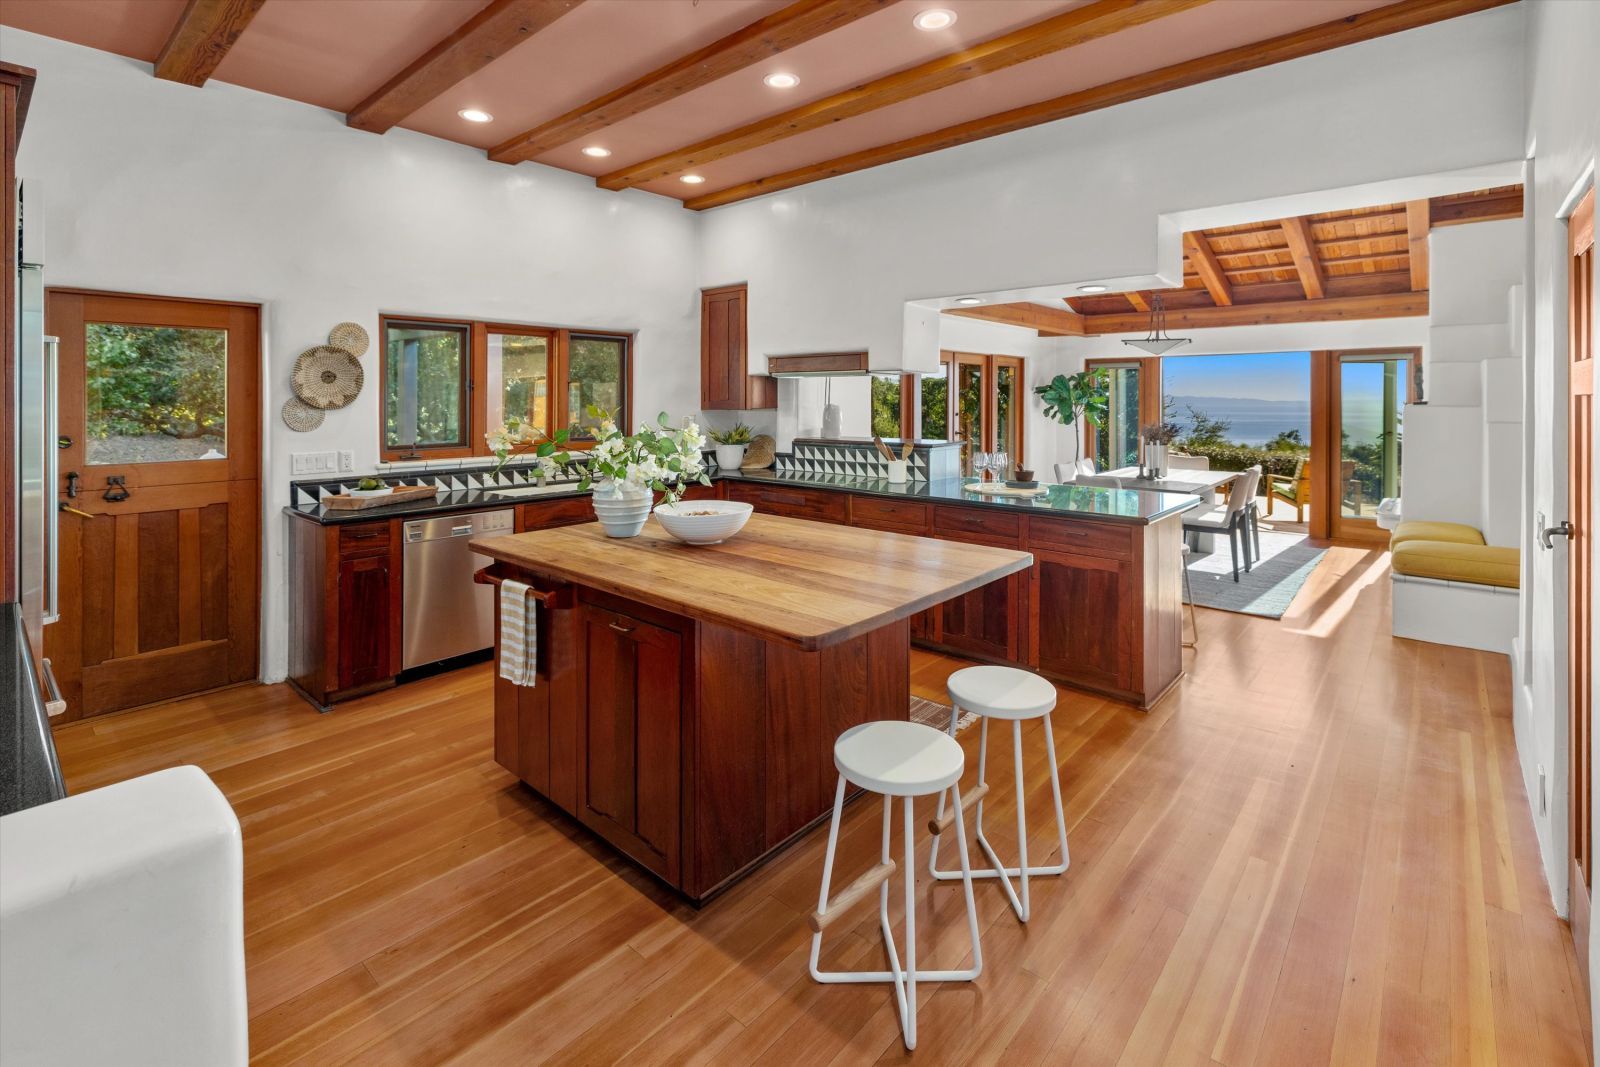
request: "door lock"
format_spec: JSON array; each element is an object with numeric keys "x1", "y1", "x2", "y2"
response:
[
  {"x1": 103, "y1": 475, "x2": 131, "y2": 503},
  {"x1": 1540, "y1": 520, "x2": 1573, "y2": 550}
]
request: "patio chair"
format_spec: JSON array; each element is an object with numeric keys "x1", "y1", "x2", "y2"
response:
[{"x1": 1268, "y1": 457, "x2": 1311, "y2": 522}]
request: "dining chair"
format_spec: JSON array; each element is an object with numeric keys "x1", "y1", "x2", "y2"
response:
[
  {"x1": 1167, "y1": 454, "x2": 1211, "y2": 471},
  {"x1": 1183, "y1": 467, "x2": 1259, "y2": 581}
]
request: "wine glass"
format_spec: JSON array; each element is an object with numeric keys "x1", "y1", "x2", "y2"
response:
[
  {"x1": 971, "y1": 450, "x2": 991, "y2": 481},
  {"x1": 991, "y1": 450, "x2": 1010, "y2": 482}
]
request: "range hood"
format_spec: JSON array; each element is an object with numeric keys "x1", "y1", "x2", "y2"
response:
[{"x1": 766, "y1": 351, "x2": 871, "y2": 378}]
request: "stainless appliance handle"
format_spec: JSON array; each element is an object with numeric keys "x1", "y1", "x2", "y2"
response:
[
  {"x1": 450, "y1": 524, "x2": 475, "y2": 537},
  {"x1": 43, "y1": 335, "x2": 60, "y2": 625},
  {"x1": 40, "y1": 657, "x2": 66, "y2": 718}
]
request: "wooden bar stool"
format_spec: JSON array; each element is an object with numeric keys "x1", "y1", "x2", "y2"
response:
[
  {"x1": 809, "y1": 720, "x2": 983, "y2": 1051},
  {"x1": 928, "y1": 666, "x2": 1069, "y2": 922}
]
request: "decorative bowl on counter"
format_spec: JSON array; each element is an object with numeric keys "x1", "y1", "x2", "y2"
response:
[{"x1": 653, "y1": 500, "x2": 754, "y2": 545}]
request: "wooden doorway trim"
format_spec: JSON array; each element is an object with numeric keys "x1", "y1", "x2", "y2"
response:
[
  {"x1": 1312, "y1": 347, "x2": 1420, "y2": 544},
  {"x1": 45, "y1": 289, "x2": 262, "y2": 721},
  {"x1": 1084, "y1": 356, "x2": 1161, "y2": 469},
  {"x1": 1568, "y1": 184, "x2": 1595, "y2": 981}
]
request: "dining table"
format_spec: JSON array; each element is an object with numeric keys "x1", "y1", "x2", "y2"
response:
[{"x1": 1078, "y1": 466, "x2": 1242, "y2": 551}]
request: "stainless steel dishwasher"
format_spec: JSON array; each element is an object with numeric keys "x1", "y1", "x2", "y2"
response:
[{"x1": 401, "y1": 509, "x2": 514, "y2": 671}]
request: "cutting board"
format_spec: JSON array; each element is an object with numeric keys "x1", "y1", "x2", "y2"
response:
[{"x1": 321, "y1": 484, "x2": 438, "y2": 511}]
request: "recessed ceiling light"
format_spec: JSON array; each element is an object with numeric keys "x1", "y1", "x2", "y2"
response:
[
  {"x1": 680, "y1": 174, "x2": 706, "y2": 185},
  {"x1": 763, "y1": 72, "x2": 800, "y2": 89},
  {"x1": 581, "y1": 145, "x2": 612, "y2": 158},
  {"x1": 1078, "y1": 284, "x2": 1109, "y2": 293},
  {"x1": 956, "y1": 297, "x2": 983, "y2": 305},
  {"x1": 913, "y1": 8, "x2": 957, "y2": 31},
  {"x1": 457, "y1": 108, "x2": 493, "y2": 123}
]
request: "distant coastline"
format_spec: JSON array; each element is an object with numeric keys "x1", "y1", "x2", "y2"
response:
[{"x1": 1166, "y1": 393, "x2": 1387, "y2": 447}]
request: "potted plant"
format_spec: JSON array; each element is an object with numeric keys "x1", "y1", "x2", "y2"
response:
[
  {"x1": 1034, "y1": 368, "x2": 1110, "y2": 474},
  {"x1": 486, "y1": 415, "x2": 573, "y2": 479},
  {"x1": 576, "y1": 407, "x2": 712, "y2": 537},
  {"x1": 709, "y1": 422, "x2": 753, "y2": 471},
  {"x1": 1140, "y1": 421, "x2": 1181, "y2": 479}
]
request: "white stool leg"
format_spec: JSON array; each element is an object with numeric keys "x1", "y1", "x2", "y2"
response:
[
  {"x1": 808, "y1": 775, "x2": 849, "y2": 981},
  {"x1": 926, "y1": 700, "x2": 964, "y2": 879},
  {"x1": 902, "y1": 796, "x2": 917, "y2": 1050},
  {"x1": 1043, "y1": 711, "x2": 1070, "y2": 875},
  {"x1": 1012, "y1": 719, "x2": 1031, "y2": 921}
]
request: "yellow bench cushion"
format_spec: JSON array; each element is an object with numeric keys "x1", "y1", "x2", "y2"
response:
[
  {"x1": 1391, "y1": 540, "x2": 1520, "y2": 589},
  {"x1": 1391, "y1": 521, "x2": 1485, "y2": 547}
]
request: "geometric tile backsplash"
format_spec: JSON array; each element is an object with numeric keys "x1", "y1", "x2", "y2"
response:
[{"x1": 775, "y1": 438, "x2": 962, "y2": 483}]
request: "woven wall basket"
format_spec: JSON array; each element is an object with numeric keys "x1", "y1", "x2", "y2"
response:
[
  {"x1": 281, "y1": 396, "x2": 325, "y2": 432},
  {"x1": 327, "y1": 322, "x2": 370, "y2": 358},
  {"x1": 292, "y1": 345, "x2": 364, "y2": 409},
  {"x1": 741, "y1": 434, "x2": 776, "y2": 469}
]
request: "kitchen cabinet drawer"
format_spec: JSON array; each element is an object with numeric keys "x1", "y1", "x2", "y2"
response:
[
  {"x1": 933, "y1": 505, "x2": 1021, "y2": 545},
  {"x1": 849, "y1": 495, "x2": 930, "y2": 534},
  {"x1": 1027, "y1": 516, "x2": 1134, "y2": 560},
  {"x1": 725, "y1": 482, "x2": 848, "y2": 524},
  {"x1": 521, "y1": 496, "x2": 594, "y2": 530},
  {"x1": 338, "y1": 520, "x2": 391, "y2": 557}
]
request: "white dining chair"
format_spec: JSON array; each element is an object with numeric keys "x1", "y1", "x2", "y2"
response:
[
  {"x1": 1182, "y1": 466, "x2": 1260, "y2": 581},
  {"x1": 1167, "y1": 454, "x2": 1211, "y2": 471}
]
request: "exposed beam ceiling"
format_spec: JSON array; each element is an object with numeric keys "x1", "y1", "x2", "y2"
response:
[
  {"x1": 1126, "y1": 292, "x2": 1150, "y2": 313},
  {"x1": 1183, "y1": 231, "x2": 1234, "y2": 307},
  {"x1": 1430, "y1": 185, "x2": 1523, "y2": 226},
  {"x1": 1405, "y1": 199, "x2": 1431, "y2": 290},
  {"x1": 488, "y1": 0, "x2": 887, "y2": 165},
  {"x1": 347, "y1": 0, "x2": 583, "y2": 135},
  {"x1": 601, "y1": 0, "x2": 1209, "y2": 192},
  {"x1": 1279, "y1": 217, "x2": 1326, "y2": 300},
  {"x1": 946, "y1": 303, "x2": 1086, "y2": 337},
  {"x1": 1080, "y1": 291, "x2": 1429, "y2": 333},
  {"x1": 683, "y1": 0, "x2": 1516, "y2": 210},
  {"x1": 153, "y1": 0, "x2": 267, "y2": 86}
]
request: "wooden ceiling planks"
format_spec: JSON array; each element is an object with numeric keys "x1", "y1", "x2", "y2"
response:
[
  {"x1": 347, "y1": 0, "x2": 583, "y2": 134},
  {"x1": 153, "y1": 0, "x2": 267, "y2": 86}
]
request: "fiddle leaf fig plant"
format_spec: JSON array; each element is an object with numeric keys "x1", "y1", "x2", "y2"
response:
[{"x1": 1034, "y1": 368, "x2": 1111, "y2": 469}]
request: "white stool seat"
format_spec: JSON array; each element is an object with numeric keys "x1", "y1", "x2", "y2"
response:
[
  {"x1": 834, "y1": 721, "x2": 964, "y2": 796},
  {"x1": 946, "y1": 665, "x2": 1057, "y2": 721}
]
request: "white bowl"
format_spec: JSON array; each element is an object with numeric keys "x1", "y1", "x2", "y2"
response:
[
  {"x1": 653, "y1": 500, "x2": 753, "y2": 545},
  {"x1": 348, "y1": 486, "x2": 393, "y2": 499}
]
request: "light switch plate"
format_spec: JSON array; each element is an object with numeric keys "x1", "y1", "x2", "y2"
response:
[{"x1": 290, "y1": 450, "x2": 339, "y2": 477}]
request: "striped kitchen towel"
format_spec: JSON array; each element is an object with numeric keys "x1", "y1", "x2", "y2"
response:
[{"x1": 498, "y1": 579, "x2": 537, "y2": 687}]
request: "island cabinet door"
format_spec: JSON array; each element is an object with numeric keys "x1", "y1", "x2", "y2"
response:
[
  {"x1": 1031, "y1": 548, "x2": 1136, "y2": 694},
  {"x1": 575, "y1": 603, "x2": 683, "y2": 886},
  {"x1": 929, "y1": 508, "x2": 1025, "y2": 663}
]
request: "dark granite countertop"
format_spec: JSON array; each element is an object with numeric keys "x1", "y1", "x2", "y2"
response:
[
  {"x1": 1, "y1": 602, "x2": 67, "y2": 817},
  {"x1": 285, "y1": 468, "x2": 1199, "y2": 527}
]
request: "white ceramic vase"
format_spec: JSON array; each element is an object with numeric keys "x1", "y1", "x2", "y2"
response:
[
  {"x1": 714, "y1": 443, "x2": 747, "y2": 471},
  {"x1": 1147, "y1": 442, "x2": 1169, "y2": 479},
  {"x1": 590, "y1": 480, "x2": 653, "y2": 538}
]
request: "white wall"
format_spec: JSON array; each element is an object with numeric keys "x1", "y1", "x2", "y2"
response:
[
  {"x1": 700, "y1": 5, "x2": 1525, "y2": 375},
  {"x1": 1517, "y1": 1, "x2": 1600, "y2": 1028},
  {"x1": 0, "y1": 31, "x2": 703, "y2": 685}
]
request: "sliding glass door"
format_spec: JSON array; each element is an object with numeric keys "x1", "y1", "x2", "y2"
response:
[
  {"x1": 1331, "y1": 349, "x2": 1415, "y2": 540},
  {"x1": 1086, "y1": 360, "x2": 1142, "y2": 471}
]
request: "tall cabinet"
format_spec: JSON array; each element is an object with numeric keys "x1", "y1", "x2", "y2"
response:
[{"x1": 700, "y1": 284, "x2": 776, "y2": 411}]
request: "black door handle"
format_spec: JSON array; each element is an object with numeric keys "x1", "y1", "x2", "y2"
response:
[
  {"x1": 103, "y1": 475, "x2": 130, "y2": 503},
  {"x1": 65, "y1": 471, "x2": 79, "y2": 498}
]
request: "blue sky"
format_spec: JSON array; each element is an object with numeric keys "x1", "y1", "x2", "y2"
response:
[{"x1": 1162, "y1": 351, "x2": 1311, "y2": 401}]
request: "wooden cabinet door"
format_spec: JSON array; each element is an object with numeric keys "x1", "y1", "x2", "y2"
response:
[
  {"x1": 938, "y1": 571, "x2": 1020, "y2": 662},
  {"x1": 1033, "y1": 548, "x2": 1134, "y2": 693},
  {"x1": 577, "y1": 603, "x2": 682, "y2": 884},
  {"x1": 701, "y1": 284, "x2": 774, "y2": 411},
  {"x1": 337, "y1": 554, "x2": 393, "y2": 691}
]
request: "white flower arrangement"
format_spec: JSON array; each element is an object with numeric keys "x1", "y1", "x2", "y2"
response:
[
  {"x1": 578, "y1": 407, "x2": 711, "y2": 505},
  {"x1": 485, "y1": 414, "x2": 573, "y2": 479}
]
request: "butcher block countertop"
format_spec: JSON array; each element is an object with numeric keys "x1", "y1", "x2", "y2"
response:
[{"x1": 471, "y1": 512, "x2": 1032, "y2": 651}]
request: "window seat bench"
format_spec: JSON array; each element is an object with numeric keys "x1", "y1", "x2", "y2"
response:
[{"x1": 1389, "y1": 521, "x2": 1519, "y2": 654}]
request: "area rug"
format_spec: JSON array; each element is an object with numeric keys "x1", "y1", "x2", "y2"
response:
[
  {"x1": 1186, "y1": 528, "x2": 1327, "y2": 619},
  {"x1": 910, "y1": 696, "x2": 978, "y2": 734}
]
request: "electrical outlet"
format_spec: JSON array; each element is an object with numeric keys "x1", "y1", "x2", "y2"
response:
[
  {"x1": 338, "y1": 450, "x2": 354, "y2": 472},
  {"x1": 1538, "y1": 764, "x2": 1547, "y2": 816}
]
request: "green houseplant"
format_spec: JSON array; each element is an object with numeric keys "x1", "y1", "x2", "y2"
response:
[
  {"x1": 708, "y1": 422, "x2": 753, "y2": 471},
  {"x1": 1034, "y1": 368, "x2": 1110, "y2": 473}
]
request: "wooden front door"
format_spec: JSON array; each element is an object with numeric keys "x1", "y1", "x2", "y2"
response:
[
  {"x1": 1569, "y1": 186, "x2": 1595, "y2": 975},
  {"x1": 46, "y1": 291, "x2": 260, "y2": 721}
]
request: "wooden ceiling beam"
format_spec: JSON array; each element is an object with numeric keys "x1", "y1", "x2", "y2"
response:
[
  {"x1": 1429, "y1": 187, "x2": 1524, "y2": 227},
  {"x1": 683, "y1": 0, "x2": 1516, "y2": 210},
  {"x1": 489, "y1": 0, "x2": 886, "y2": 163},
  {"x1": 1405, "y1": 200, "x2": 1431, "y2": 290},
  {"x1": 348, "y1": 0, "x2": 583, "y2": 135},
  {"x1": 1183, "y1": 232, "x2": 1233, "y2": 307},
  {"x1": 601, "y1": 0, "x2": 1208, "y2": 191},
  {"x1": 1082, "y1": 291, "x2": 1428, "y2": 334},
  {"x1": 1126, "y1": 292, "x2": 1150, "y2": 313},
  {"x1": 153, "y1": 0, "x2": 267, "y2": 86},
  {"x1": 944, "y1": 303, "x2": 1087, "y2": 337}
]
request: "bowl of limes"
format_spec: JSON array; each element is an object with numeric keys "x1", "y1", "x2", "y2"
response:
[{"x1": 349, "y1": 477, "x2": 393, "y2": 499}]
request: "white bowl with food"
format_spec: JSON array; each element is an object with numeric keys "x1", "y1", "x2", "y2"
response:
[{"x1": 653, "y1": 500, "x2": 754, "y2": 545}]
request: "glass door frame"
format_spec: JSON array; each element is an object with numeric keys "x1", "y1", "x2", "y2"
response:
[
  {"x1": 930, "y1": 350, "x2": 1025, "y2": 473},
  {"x1": 1084, "y1": 356, "x2": 1162, "y2": 472},
  {"x1": 1313, "y1": 347, "x2": 1420, "y2": 543}
]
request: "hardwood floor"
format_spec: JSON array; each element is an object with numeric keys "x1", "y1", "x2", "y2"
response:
[{"x1": 51, "y1": 545, "x2": 1592, "y2": 1064}]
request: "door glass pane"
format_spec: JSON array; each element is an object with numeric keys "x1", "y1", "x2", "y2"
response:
[
  {"x1": 956, "y1": 361, "x2": 984, "y2": 474},
  {"x1": 567, "y1": 334, "x2": 627, "y2": 439},
  {"x1": 920, "y1": 371, "x2": 948, "y2": 440},
  {"x1": 384, "y1": 321, "x2": 466, "y2": 450},
  {"x1": 996, "y1": 363, "x2": 1017, "y2": 467},
  {"x1": 487, "y1": 331, "x2": 550, "y2": 437},
  {"x1": 870, "y1": 375, "x2": 902, "y2": 438},
  {"x1": 85, "y1": 322, "x2": 227, "y2": 465},
  {"x1": 1093, "y1": 365, "x2": 1141, "y2": 470},
  {"x1": 1339, "y1": 357, "x2": 1406, "y2": 520}
]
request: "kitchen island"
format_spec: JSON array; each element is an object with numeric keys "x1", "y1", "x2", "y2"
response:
[{"x1": 471, "y1": 513, "x2": 1032, "y2": 902}]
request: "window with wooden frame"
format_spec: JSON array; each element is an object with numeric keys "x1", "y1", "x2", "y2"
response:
[
  {"x1": 920, "y1": 351, "x2": 1025, "y2": 473},
  {"x1": 379, "y1": 314, "x2": 632, "y2": 460}
]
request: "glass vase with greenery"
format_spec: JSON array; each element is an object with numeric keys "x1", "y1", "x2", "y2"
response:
[{"x1": 1034, "y1": 368, "x2": 1110, "y2": 471}]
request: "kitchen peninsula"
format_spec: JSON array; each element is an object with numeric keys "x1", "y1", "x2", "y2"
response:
[{"x1": 471, "y1": 514, "x2": 1032, "y2": 901}]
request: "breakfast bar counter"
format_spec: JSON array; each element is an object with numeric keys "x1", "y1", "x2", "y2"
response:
[{"x1": 470, "y1": 513, "x2": 1031, "y2": 902}]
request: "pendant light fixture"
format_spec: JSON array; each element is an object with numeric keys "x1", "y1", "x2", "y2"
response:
[{"x1": 1121, "y1": 292, "x2": 1191, "y2": 356}]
